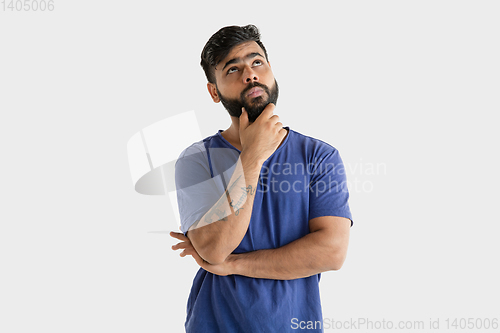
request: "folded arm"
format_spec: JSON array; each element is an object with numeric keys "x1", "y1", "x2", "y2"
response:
[{"x1": 172, "y1": 215, "x2": 351, "y2": 280}]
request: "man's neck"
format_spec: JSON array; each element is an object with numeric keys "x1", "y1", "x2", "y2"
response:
[{"x1": 220, "y1": 116, "x2": 242, "y2": 151}]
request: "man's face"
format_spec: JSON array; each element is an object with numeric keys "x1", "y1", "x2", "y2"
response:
[{"x1": 209, "y1": 41, "x2": 279, "y2": 123}]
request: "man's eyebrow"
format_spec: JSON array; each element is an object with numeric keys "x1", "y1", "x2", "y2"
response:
[{"x1": 221, "y1": 52, "x2": 264, "y2": 71}]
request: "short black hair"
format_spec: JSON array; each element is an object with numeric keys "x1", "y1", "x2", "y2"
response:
[{"x1": 201, "y1": 24, "x2": 269, "y2": 84}]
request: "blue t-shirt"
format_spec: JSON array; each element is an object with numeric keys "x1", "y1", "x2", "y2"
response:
[{"x1": 175, "y1": 127, "x2": 352, "y2": 332}]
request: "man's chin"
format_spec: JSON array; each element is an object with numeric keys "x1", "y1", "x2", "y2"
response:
[
  {"x1": 246, "y1": 96, "x2": 267, "y2": 109},
  {"x1": 244, "y1": 105, "x2": 266, "y2": 122}
]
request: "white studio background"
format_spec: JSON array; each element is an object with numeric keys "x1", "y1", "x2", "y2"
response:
[{"x1": 1, "y1": 1, "x2": 499, "y2": 332}]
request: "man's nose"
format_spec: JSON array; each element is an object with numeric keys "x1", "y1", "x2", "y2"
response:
[{"x1": 243, "y1": 66, "x2": 259, "y2": 84}]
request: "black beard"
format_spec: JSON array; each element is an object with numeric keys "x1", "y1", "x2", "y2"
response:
[{"x1": 216, "y1": 79, "x2": 279, "y2": 123}]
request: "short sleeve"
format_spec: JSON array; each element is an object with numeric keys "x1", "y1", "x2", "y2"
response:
[
  {"x1": 308, "y1": 148, "x2": 353, "y2": 226},
  {"x1": 175, "y1": 145, "x2": 223, "y2": 235}
]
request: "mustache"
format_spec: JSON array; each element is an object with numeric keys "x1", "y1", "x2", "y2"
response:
[{"x1": 241, "y1": 82, "x2": 270, "y2": 97}]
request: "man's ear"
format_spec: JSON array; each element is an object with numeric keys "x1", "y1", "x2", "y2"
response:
[{"x1": 207, "y1": 82, "x2": 220, "y2": 103}]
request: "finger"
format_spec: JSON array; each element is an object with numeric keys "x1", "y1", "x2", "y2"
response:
[
  {"x1": 172, "y1": 242, "x2": 190, "y2": 250},
  {"x1": 180, "y1": 248, "x2": 196, "y2": 257},
  {"x1": 260, "y1": 103, "x2": 276, "y2": 120},
  {"x1": 239, "y1": 107, "x2": 249, "y2": 130},
  {"x1": 269, "y1": 114, "x2": 280, "y2": 124}
]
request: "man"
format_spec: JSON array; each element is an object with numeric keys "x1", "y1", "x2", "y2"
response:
[{"x1": 170, "y1": 25, "x2": 353, "y2": 332}]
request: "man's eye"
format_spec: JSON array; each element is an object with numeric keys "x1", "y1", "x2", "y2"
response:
[
  {"x1": 227, "y1": 67, "x2": 238, "y2": 74},
  {"x1": 253, "y1": 60, "x2": 262, "y2": 66}
]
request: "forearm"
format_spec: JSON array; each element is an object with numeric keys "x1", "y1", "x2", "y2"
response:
[
  {"x1": 187, "y1": 151, "x2": 262, "y2": 264},
  {"x1": 229, "y1": 229, "x2": 348, "y2": 280}
]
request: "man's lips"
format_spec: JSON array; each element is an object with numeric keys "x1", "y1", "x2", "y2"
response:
[{"x1": 246, "y1": 87, "x2": 264, "y2": 98}]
